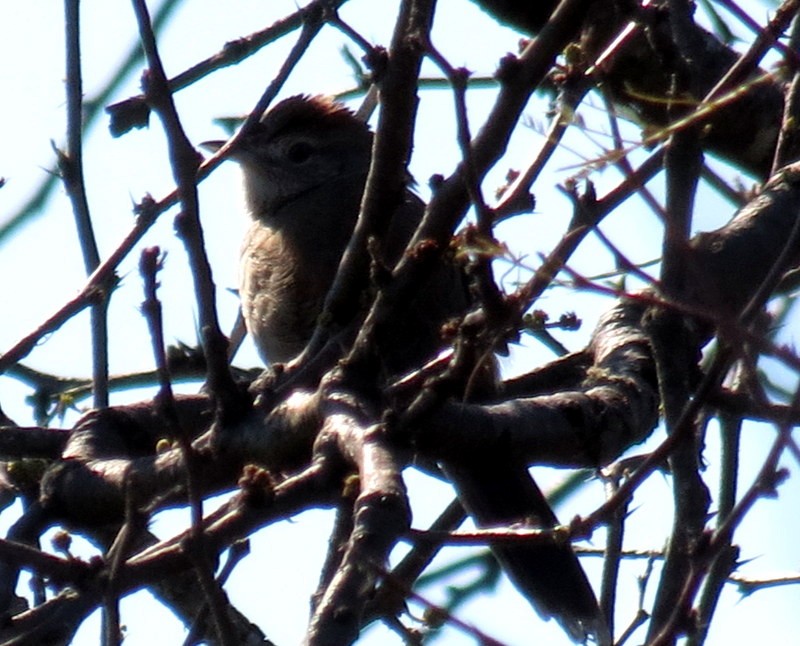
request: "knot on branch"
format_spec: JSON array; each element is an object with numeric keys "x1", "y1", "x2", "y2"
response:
[{"x1": 106, "y1": 96, "x2": 150, "y2": 137}]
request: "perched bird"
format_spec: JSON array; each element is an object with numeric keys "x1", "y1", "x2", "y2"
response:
[
  {"x1": 205, "y1": 95, "x2": 460, "y2": 376},
  {"x1": 204, "y1": 95, "x2": 607, "y2": 642}
]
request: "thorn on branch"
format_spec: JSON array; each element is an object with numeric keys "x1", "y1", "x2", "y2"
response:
[{"x1": 328, "y1": 9, "x2": 388, "y2": 83}]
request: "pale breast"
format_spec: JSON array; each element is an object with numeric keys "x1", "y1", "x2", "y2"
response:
[{"x1": 239, "y1": 221, "x2": 324, "y2": 363}]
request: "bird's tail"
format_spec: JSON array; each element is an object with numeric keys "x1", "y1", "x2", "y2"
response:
[{"x1": 444, "y1": 460, "x2": 610, "y2": 645}]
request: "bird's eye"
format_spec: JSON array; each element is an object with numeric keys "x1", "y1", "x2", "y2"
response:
[{"x1": 286, "y1": 140, "x2": 314, "y2": 164}]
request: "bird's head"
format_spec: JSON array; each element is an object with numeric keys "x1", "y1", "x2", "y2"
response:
[{"x1": 202, "y1": 95, "x2": 373, "y2": 219}]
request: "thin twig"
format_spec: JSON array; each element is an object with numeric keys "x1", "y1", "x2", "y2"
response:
[
  {"x1": 134, "y1": 0, "x2": 240, "y2": 423},
  {"x1": 0, "y1": 0, "x2": 184, "y2": 243},
  {"x1": 494, "y1": 82, "x2": 588, "y2": 221},
  {"x1": 0, "y1": 1, "x2": 330, "y2": 376},
  {"x1": 62, "y1": 0, "x2": 109, "y2": 409},
  {"x1": 131, "y1": 0, "x2": 236, "y2": 639},
  {"x1": 649, "y1": 384, "x2": 797, "y2": 646}
]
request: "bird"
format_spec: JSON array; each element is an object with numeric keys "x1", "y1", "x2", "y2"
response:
[
  {"x1": 203, "y1": 94, "x2": 607, "y2": 642},
  {"x1": 204, "y1": 95, "x2": 461, "y2": 377}
]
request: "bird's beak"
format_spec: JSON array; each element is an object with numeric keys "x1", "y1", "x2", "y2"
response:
[{"x1": 199, "y1": 139, "x2": 226, "y2": 155}]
